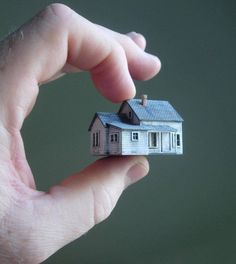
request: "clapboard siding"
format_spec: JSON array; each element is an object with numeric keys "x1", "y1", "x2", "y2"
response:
[
  {"x1": 121, "y1": 130, "x2": 149, "y2": 155},
  {"x1": 108, "y1": 127, "x2": 122, "y2": 155}
]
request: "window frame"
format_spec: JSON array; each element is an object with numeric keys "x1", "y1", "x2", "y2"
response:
[
  {"x1": 93, "y1": 131, "x2": 100, "y2": 147},
  {"x1": 131, "y1": 131, "x2": 139, "y2": 141},
  {"x1": 176, "y1": 134, "x2": 181, "y2": 147},
  {"x1": 149, "y1": 132, "x2": 158, "y2": 148},
  {"x1": 110, "y1": 133, "x2": 119, "y2": 143},
  {"x1": 92, "y1": 133, "x2": 96, "y2": 147},
  {"x1": 171, "y1": 133, "x2": 175, "y2": 148},
  {"x1": 128, "y1": 111, "x2": 132, "y2": 119}
]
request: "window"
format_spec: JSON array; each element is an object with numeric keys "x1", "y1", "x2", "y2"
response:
[
  {"x1": 131, "y1": 132, "x2": 139, "y2": 141},
  {"x1": 92, "y1": 133, "x2": 96, "y2": 147},
  {"x1": 176, "y1": 134, "x2": 180, "y2": 147},
  {"x1": 149, "y1": 132, "x2": 158, "y2": 147},
  {"x1": 110, "y1": 134, "x2": 114, "y2": 142},
  {"x1": 93, "y1": 131, "x2": 100, "y2": 147},
  {"x1": 110, "y1": 133, "x2": 119, "y2": 143},
  {"x1": 95, "y1": 132, "x2": 99, "y2": 146},
  {"x1": 128, "y1": 111, "x2": 132, "y2": 119}
]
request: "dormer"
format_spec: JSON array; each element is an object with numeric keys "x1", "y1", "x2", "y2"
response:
[{"x1": 118, "y1": 95, "x2": 183, "y2": 126}]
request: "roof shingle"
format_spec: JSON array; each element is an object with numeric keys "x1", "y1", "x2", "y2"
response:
[
  {"x1": 94, "y1": 112, "x2": 177, "y2": 132},
  {"x1": 125, "y1": 99, "x2": 183, "y2": 122},
  {"x1": 88, "y1": 99, "x2": 183, "y2": 131}
]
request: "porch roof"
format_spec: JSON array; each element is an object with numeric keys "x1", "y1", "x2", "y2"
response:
[
  {"x1": 92, "y1": 112, "x2": 177, "y2": 132},
  {"x1": 109, "y1": 121, "x2": 177, "y2": 132}
]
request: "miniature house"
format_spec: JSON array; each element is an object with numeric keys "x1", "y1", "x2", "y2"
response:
[{"x1": 88, "y1": 95, "x2": 183, "y2": 156}]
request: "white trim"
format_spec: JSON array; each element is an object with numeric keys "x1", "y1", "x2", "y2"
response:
[
  {"x1": 131, "y1": 131, "x2": 139, "y2": 141},
  {"x1": 148, "y1": 132, "x2": 159, "y2": 148}
]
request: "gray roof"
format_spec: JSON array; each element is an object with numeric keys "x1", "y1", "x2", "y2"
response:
[
  {"x1": 89, "y1": 112, "x2": 177, "y2": 132},
  {"x1": 88, "y1": 112, "x2": 120, "y2": 131},
  {"x1": 122, "y1": 99, "x2": 183, "y2": 122},
  {"x1": 96, "y1": 112, "x2": 121, "y2": 127}
]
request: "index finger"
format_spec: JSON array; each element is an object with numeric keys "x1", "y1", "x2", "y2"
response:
[{"x1": 0, "y1": 4, "x2": 161, "y2": 131}]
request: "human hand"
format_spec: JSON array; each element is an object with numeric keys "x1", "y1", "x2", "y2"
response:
[{"x1": 0, "y1": 4, "x2": 161, "y2": 263}]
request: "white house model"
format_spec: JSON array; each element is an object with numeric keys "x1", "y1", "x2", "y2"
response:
[{"x1": 89, "y1": 95, "x2": 183, "y2": 156}]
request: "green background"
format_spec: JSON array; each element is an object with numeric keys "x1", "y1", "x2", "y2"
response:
[{"x1": 1, "y1": 0, "x2": 236, "y2": 263}]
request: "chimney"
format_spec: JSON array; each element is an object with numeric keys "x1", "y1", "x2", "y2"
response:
[{"x1": 141, "y1": 94, "x2": 148, "y2": 107}]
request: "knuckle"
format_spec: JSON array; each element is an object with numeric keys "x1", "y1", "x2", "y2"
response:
[
  {"x1": 37, "y1": 3, "x2": 74, "y2": 28},
  {"x1": 0, "y1": 30, "x2": 23, "y2": 72},
  {"x1": 112, "y1": 42, "x2": 126, "y2": 57},
  {"x1": 92, "y1": 184, "x2": 114, "y2": 224},
  {"x1": 45, "y1": 3, "x2": 73, "y2": 19}
]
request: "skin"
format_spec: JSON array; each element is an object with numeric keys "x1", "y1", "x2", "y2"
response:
[{"x1": 0, "y1": 4, "x2": 161, "y2": 263}]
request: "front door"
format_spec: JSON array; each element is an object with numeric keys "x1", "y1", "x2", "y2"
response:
[
  {"x1": 149, "y1": 132, "x2": 158, "y2": 148},
  {"x1": 161, "y1": 132, "x2": 171, "y2": 152}
]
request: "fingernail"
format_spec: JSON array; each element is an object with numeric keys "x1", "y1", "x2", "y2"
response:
[
  {"x1": 126, "y1": 157, "x2": 149, "y2": 186},
  {"x1": 127, "y1": 32, "x2": 146, "y2": 50},
  {"x1": 129, "y1": 31, "x2": 138, "y2": 35},
  {"x1": 127, "y1": 31, "x2": 141, "y2": 37}
]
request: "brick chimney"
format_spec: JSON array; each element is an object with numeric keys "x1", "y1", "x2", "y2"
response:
[{"x1": 141, "y1": 94, "x2": 148, "y2": 107}]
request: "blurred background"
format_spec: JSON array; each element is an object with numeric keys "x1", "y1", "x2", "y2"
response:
[{"x1": 1, "y1": 0, "x2": 236, "y2": 263}]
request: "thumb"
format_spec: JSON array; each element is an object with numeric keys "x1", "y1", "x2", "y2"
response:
[
  {"x1": 3, "y1": 156, "x2": 149, "y2": 263},
  {"x1": 45, "y1": 156, "x2": 149, "y2": 248}
]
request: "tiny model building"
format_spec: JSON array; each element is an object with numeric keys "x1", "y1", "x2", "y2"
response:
[{"x1": 88, "y1": 95, "x2": 183, "y2": 156}]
